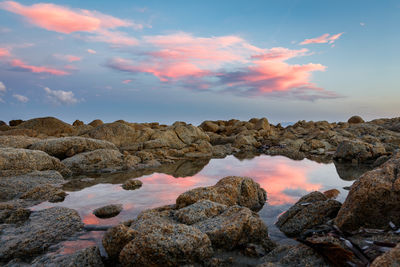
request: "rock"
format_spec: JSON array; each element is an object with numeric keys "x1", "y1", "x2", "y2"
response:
[
  {"x1": 29, "y1": 137, "x2": 118, "y2": 159},
  {"x1": 0, "y1": 206, "x2": 31, "y2": 224},
  {"x1": 0, "y1": 120, "x2": 6, "y2": 126},
  {"x1": 102, "y1": 224, "x2": 136, "y2": 259},
  {"x1": 20, "y1": 184, "x2": 67, "y2": 203},
  {"x1": 175, "y1": 200, "x2": 227, "y2": 225},
  {"x1": 122, "y1": 179, "x2": 142, "y2": 190},
  {"x1": 370, "y1": 243, "x2": 400, "y2": 267},
  {"x1": 72, "y1": 119, "x2": 84, "y2": 126},
  {"x1": 0, "y1": 207, "x2": 83, "y2": 261},
  {"x1": 0, "y1": 136, "x2": 40, "y2": 148},
  {"x1": 335, "y1": 152, "x2": 400, "y2": 231},
  {"x1": 276, "y1": 191, "x2": 341, "y2": 237},
  {"x1": 31, "y1": 246, "x2": 104, "y2": 267},
  {"x1": 233, "y1": 134, "x2": 259, "y2": 149},
  {"x1": 62, "y1": 149, "x2": 135, "y2": 174},
  {"x1": 176, "y1": 176, "x2": 267, "y2": 212},
  {"x1": 334, "y1": 140, "x2": 386, "y2": 163},
  {"x1": 258, "y1": 244, "x2": 330, "y2": 267},
  {"x1": 348, "y1": 115, "x2": 365, "y2": 124},
  {"x1": 0, "y1": 171, "x2": 65, "y2": 202},
  {"x1": 0, "y1": 148, "x2": 70, "y2": 177},
  {"x1": 93, "y1": 204, "x2": 123, "y2": 218},
  {"x1": 16, "y1": 117, "x2": 75, "y2": 136},
  {"x1": 0, "y1": 125, "x2": 11, "y2": 131},
  {"x1": 144, "y1": 129, "x2": 186, "y2": 149},
  {"x1": 0, "y1": 128, "x2": 38, "y2": 137},
  {"x1": 119, "y1": 213, "x2": 213, "y2": 267},
  {"x1": 84, "y1": 122, "x2": 140, "y2": 147},
  {"x1": 323, "y1": 189, "x2": 340, "y2": 199},
  {"x1": 255, "y1": 118, "x2": 271, "y2": 131},
  {"x1": 173, "y1": 124, "x2": 210, "y2": 145},
  {"x1": 9, "y1": 120, "x2": 24, "y2": 127},
  {"x1": 200, "y1": 121, "x2": 219, "y2": 133},
  {"x1": 88, "y1": 119, "x2": 103, "y2": 127},
  {"x1": 192, "y1": 205, "x2": 273, "y2": 250}
]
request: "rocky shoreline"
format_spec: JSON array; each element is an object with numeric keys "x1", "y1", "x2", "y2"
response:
[{"x1": 0, "y1": 116, "x2": 400, "y2": 266}]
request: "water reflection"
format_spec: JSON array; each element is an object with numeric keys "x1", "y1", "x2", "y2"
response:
[{"x1": 31, "y1": 155, "x2": 367, "y2": 250}]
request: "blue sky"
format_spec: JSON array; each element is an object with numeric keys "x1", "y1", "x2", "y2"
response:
[{"x1": 0, "y1": 0, "x2": 398, "y2": 124}]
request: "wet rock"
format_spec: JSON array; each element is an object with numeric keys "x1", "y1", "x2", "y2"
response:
[
  {"x1": 9, "y1": 120, "x2": 24, "y2": 127},
  {"x1": 0, "y1": 205, "x2": 31, "y2": 224},
  {"x1": 16, "y1": 117, "x2": 75, "y2": 137},
  {"x1": 29, "y1": 136, "x2": 118, "y2": 159},
  {"x1": 0, "y1": 136, "x2": 40, "y2": 149},
  {"x1": 31, "y1": 246, "x2": 104, "y2": 267},
  {"x1": 334, "y1": 140, "x2": 386, "y2": 163},
  {"x1": 175, "y1": 200, "x2": 227, "y2": 225},
  {"x1": 93, "y1": 204, "x2": 123, "y2": 218},
  {"x1": 20, "y1": 184, "x2": 67, "y2": 203},
  {"x1": 62, "y1": 148, "x2": 136, "y2": 174},
  {"x1": 258, "y1": 244, "x2": 330, "y2": 267},
  {"x1": 84, "y1": 122, "x2": 140, "y2": 147},
  {"x1": 122, "y1": 179, "x2": 142, "y2": 190},
  {"x1": 276, "y1": 191, "x2": 341, "y2": 237},
  {"x1": 211, "y1": 144, "x2": 238, "y2": 158},
  {"x1": 193, "y1": 205, "x2": 274, "y2": 251},
  {"x1": 335, "y1": 152, "x2": 400, "y2": 231},
  {"x1": 370, "y1": 243, "x2": 400, "y2": 267},
  {"x1": 0, "y1": 207, "x2": 83, "y2": 262},
  {"x1": 176, "y1": 176, "x2": 267, "y2": 211},
  {"x1": 348, "y1": 115, "x2": 365, "y2": 124},
  {"x1": 88, "y1": 119, "x2": 103, "y2": 127},
  {"x1": 72, "y1": 119, "x2": 84, "y2": 127},
  {"x1": 0, "y1": 148, "x2": 70, "y2": 177},
  {"x1": 103, "y1": 224, "x2": 136, "y2": 259}
]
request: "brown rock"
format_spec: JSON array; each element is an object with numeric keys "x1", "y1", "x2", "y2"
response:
[
  {"x1": 16, "y1": 117, "x2": 75, "y2": 136},
  {"x1": 200, "y1": 121, "x2": 219, "y2": 133},
  {"x1": 348, "y1": 115, "x2": 365, "y2": 124},
  {"x1": 85, "y1": 122, "x2": 140, "y2": 147},
  {"x1": 93, "y1": 204, "x2": 123, "y2": 218},
  {"x1": 9, "y1": 119, "x2": 24, "y2": 127},
  {"x1": 88, "y1": 119, "x2": 103, "y2": 127},
  {"x1": 122, "y1": 179, "x2": 142, "y2": 190},
  {"x1": 0, "y1": 136, "x2": 40, "y2": 148},
  {"x1": 370, "y1": 243, "x2": 400, "y2": 267},
  {"x1": 72, "y1": 119, "x2": 84, "y2": 126},
  {"x1": 103, "y1": 224, "x2": 136, "y2": 259}
]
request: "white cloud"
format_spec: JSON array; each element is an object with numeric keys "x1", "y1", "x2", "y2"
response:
[
  {"x1": 87, "y1": 49, "x2": 97, "y2": 54},
  {"x1": 13, "y1": 94, "x2": 29, "y2": 103},
  {"x1": 0, "y1": 81, "x2": 5, "y2": 93},
  {"x1": 44, "y1": 87, "x2": 78, "y2": 105}
]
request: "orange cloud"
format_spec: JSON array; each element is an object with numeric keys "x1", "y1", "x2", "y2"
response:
[
  {"x1": 54, "y1": 54, "x2": 82, "y2": 62},
  {"x1": 122, "y1": 79, "x2": 132, "y2": 84},
  {"x1": 300, "y1": 33, "x2": 344, "y2": 45},
  {"x1": 10, "y1": 59, "x2": 69, "y2": 75},
  {"x1": 0, "y1": 47, "x2": 11, "y2": 58}
]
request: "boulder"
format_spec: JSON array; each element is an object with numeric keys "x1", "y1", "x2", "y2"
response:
[
  {"x1": 102, "y1": 224, "x2": 136, "y2": 259},
  {"x1": 254, "y1": 118, "x2": 271, "y2": 131},
  {"x1": 335, "y1": 152, "x2": 400, "y2": 231},
  {"x1": 0, "y1": 207, "x2": 83, "y2": 261},
  {"x1": 347, "y1": 115, "x2": 365, "y2": 124},
  {"x1": 72, "y1": 119, "x2": 84, "y2": 126},
  {"x1": 199, "y1": 121, "x2": 219, "y2": 133},
  {"x1": 0, "y1": 204, "x2": 31, "y2": 224},
  {"x1": 62, "y1": 148, "x2": 137, "y2": 174},
  {"x1": 9, "y1": 119, "x2": 24, "y2": 127},
  {"x1": 370, "y1": 243, "x2": 400, "y2": 267},
  {"x1": 93, "y1": 204, "x2": 123, "y2": 218},
  {"x1": 0, "y1": 125, "x2": 11, "y2": 131},
  {"x1": 122, "y1": 179, "x2": 142, "y2": 190},
  {"x1": 29, "y1": 137, "x2": 118, "y2": 159},
  {"x1": 84, "y1": 122, "x2": 140, "y2": 147},
  {"x1": 0, "y1": 148, "x2": 70, "y2": 177},
  {"x1": 276, "y1": 191, "x2": 341, "y2": 237},
  {"x1": 0, "y1": 128, "x2": 38, "y2": 137},
  {"x1": 0, "y1": 136, "x2": 40, "y2": 148},
  {"x1": 176, "y1": 176, "x2": 267, "y2": 211},
  {"x1": 144, "y1": 129, "x2": 186, "y2": 149},
  {"x1": 334, "y1": 140, "x2": 386, "y2": 163},
  {"x1": 175, "y1": 200, "x2": 227, "y2": 225},
  {"x1": 173, "y1": 124, "x2": 210, "y2": 145},
  {"x1": 16, "y1": 117, "x2": 75, "y2": 136},
  {"x1": 20, "y1": 184, "x2": 67, "y2": 203},
  {"x1": 0, "y1": 120, "x2": 6, "y2": 126},
  {"x1": 88, "y1": 119, "x2": 103, "y2": 127}
]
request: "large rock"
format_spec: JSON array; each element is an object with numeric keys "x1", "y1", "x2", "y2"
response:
[
  {"x1": 16, "y1": 117, "x2": 75, "y2": 136},
  {"x1": 0, "y1": 207, "x2": 83, "y2": 261},
  {"x1": 0, "y1": 148, "x2": 70, "y2": 177},
  {"x1": 88, "y1": 119, "x2": 103, "y2": 127},
  {"x1": 335, "y1": 152, "x2": 400, "y2": 231},
  {"x1": 173, "y1": 123, "x2": 210, "y2": 145},
  {"x1": 176, "y1": 176, "x2": 267, "y2": 211},
  {"x1": 199, "y1": 121, "x2": 219, "y2": 133},
  {"x1": 62, "y1": 148, "x2": 138, "y2": 174},
  {"x1": 370, "y1": 243, "x2": 400, "y2": 267},
  {"x1": 29, "y1": 137, "x2": 118, "y2": 159},
  {"x1": 334, "y1": 140, "x2": 386, "y2": 163},
  {"x1": 347, "y1": 115, "x2": 365, "y2": 124},
  {"x1": 175, "y1": 200, "x2": 227, "y2": 225},
  {"x1": 0, "y1": 136, "x2": 40, "y2": 148},
  {"x1": 144, "y1": 129, "x2": 186, "y2": 149},
  {"x1": 9, "y1": 119, "x2": 24, "y2": 127},
  {"x1": 276, "y1": 191, "x2": 341, "y2": 237},
  {"x1": 103, "y1": 224, "x2": 136, "y2": 259},
  {"x1": 84, "y1": 122, "x2": 140, "y2": 147}
]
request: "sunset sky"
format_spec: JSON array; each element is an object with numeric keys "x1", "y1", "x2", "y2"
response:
[{"x1": 0, "y1": 0, "x2": 398, "y2": 124}]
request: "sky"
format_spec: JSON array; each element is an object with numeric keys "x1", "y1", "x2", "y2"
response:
[{"x1": 0, "y1": 0, "x2": 398, "y2": 125}]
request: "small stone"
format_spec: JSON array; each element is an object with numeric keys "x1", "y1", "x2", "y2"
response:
[
  {"x1": 93, "y1": 204, "x2": 123, "y2": 218},
  {"x1": 122, "y1": 179, "x2": 143, "y2": 190}
]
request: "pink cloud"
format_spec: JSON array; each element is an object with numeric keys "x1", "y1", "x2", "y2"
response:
[
  {"x1": 122, "y1": 79, "x2": 132, "y2": 84},
  {"x1": 54, "y1": 54, "x2": 81, "y2": 62},
  {"x1": 87, "y1": 49, "x2": 96, "y2": 54},
  {"x1": 300, "y1": 33, "x2": 344, "y2": 45},
  {"x1": 10, "y1": 59, "x2": 69, "y2": 75},
  {"x1": 0, "y1": 47, "x2": 11, "y2": 58},
  {"x1": 0, "y1": 1, "x2": 142, "y2": 46}
]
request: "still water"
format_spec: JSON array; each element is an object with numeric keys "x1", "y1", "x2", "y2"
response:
[{"x1": 31, "y1": 154, "x2": 365, "y2": 254}]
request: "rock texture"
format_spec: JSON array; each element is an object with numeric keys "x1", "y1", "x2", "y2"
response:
[
  {"x1": 16, "y1": 117, "x2": 75, "y2": 136},
  {"x1": 93, "y1": 204, "x2": 123, "y2": 218},
  {"x1": 370, "y1": 243, "x2": 400, "y2": 267},
  {"x1": 335, "y1": 152, "x2": 400, "y2": 231},
  {"x1": 176, "y1": 176, "x2": 267, "y2": 211},
  {"x1": 0, "y1": 148, "x2": 70, "y2": 177},
  {"x1": 0, "y1": 136, "x2": 40, "y2": 149},
  {"x1": 29, "y1": 136, "x2": 117, "y2": 159},
  {"x1": 276, "y1": 191, "x2": 341, "y2": 237},
  {"x1": 122, "y1": 179, "x2": 142, "y2": 190}
]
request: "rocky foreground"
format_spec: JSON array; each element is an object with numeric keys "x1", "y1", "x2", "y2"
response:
[{"x1": 0, "y1": 116, "x2": 400, "y2": 266}]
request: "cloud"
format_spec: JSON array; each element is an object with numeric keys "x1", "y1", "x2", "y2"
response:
[
  {"x1": 53, "y1": 54, "x2": 81, "y2": 62},
  {"x1": 44, "y1": 87, "x2": 78, "y2": 105},
  {"x1": 300, "y1": 33, "x2": 344, "y2": 45},
  {"x1": 0, "y1": 81, "x2": 5, "y2": 93},
  {"x1": 122, "y1": 79, "x2": 132, "y2": 84},
  {"x1": 106, "y1": 32, "x2": 340, "y2": 100},
  {"x1": 360, "y1": 22, "x2": 365, "y2": 26},
  {"x1": 87, "y1": 49, "x2": 96, "y2": 54},
  {"x1": 13, "y1": 94, "x2": 28, "y2": 103},
  {"x1": 10, "y1": 59, "x2": 69, "y2": 75},
  {"x1": 0, "y1": 47, "x2": 11, "y2": 58},
  {"x1": 0, "y1": 1, "x2": 143, "y2": 46}
]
